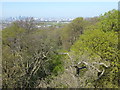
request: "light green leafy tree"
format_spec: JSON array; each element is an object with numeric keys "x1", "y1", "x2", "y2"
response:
[{"x1": 71, "y1": 9, "x2": 119, "y2": 88}]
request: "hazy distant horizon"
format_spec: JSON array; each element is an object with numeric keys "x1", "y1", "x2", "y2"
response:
[{"x1": 2, "y1": 2, "x2": 118, "y2": 18}]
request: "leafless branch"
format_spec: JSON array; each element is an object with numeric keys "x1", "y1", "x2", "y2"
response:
[
  {"x1": 77, "y1": 61, "x2": 101, "y2": 72},
  {"x1": 59, "y1": 52, "x2": 107, "y2": 78},
  {"x1": 59, "y1": 53, "x2": 73, "y2": 61},
  {"x1": 98, "y1": 69, "x2": 105, "y2": 79},
  {"x1": 92, "y1": 62, "x2": 109, "y2": 67}
]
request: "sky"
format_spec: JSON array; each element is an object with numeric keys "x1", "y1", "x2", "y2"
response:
[
  {"x1": 1, "y1": 2, "x2": 118, "y2": 18},
  {"x1": 1, "y1": 0, "x2": 120, "y2": 2}
]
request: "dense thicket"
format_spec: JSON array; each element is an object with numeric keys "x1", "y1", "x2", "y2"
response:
[{"x1": 2, "y1": 9, "x2": 120, "y2": 88}]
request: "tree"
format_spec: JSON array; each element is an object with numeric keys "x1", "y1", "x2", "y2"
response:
[
  {"x1": 70, "y1": 9, "x2": 119, "y2": 88},
  {"x1": 61, "y1": 17, "x2": 87, "y2": 50},
  {"x1": 2, "y1": 21, "x2": 64, "y2": 88},
  {"x1": 16, "y1": 17, "x2": 36, "y2": 34},
  {"x1": 99, "y1": 9, "x2": 119, "y2": 32}
]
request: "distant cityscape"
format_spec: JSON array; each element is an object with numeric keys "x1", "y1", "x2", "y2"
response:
[
  {"x1": 3, "y1": 16, "x2": 75, "y2": 22},
  {"x1": 0, "y1": 16, "x2": 75, "y2": 29}
]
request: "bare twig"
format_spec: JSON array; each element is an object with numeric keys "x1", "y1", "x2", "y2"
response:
[
  {"x1": 92, "y1": 62, "x2": 109, "y2": 67},
  {"x1": 98, "y1": 69, "x2": 105, "y2": 79},
  {"x1": 59, "y1": 53, "x2": 73, "y2": 61}
]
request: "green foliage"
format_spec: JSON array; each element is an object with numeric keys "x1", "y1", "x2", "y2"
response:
[
  {"x1": 2, "y1": 9, "x2": 119, "y2": 88},
  {"x1": 99, "y1": 9, "x2": 119, "y2": 32},
  {"x1": 71, "y1": 9, "x2": 119, "y2": 88},
  {"x1": 2, "y1": 23, "x2": 25, "y2": 45},
  {"x1": 2, "y1": 21, "x2": 64, "y2": 88},
  {"x1": 72, "y1": 29, "x2": 118, "y2": 60},
  {"x1": 61, "y1": 17, "x2": 88, "y2": 50},
  {"x1": 48, "y1": 55, "x2": 64, "y2": 76},
  {"x1": 2, "y1": 23, "x2": 26, "y2": 88}
]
